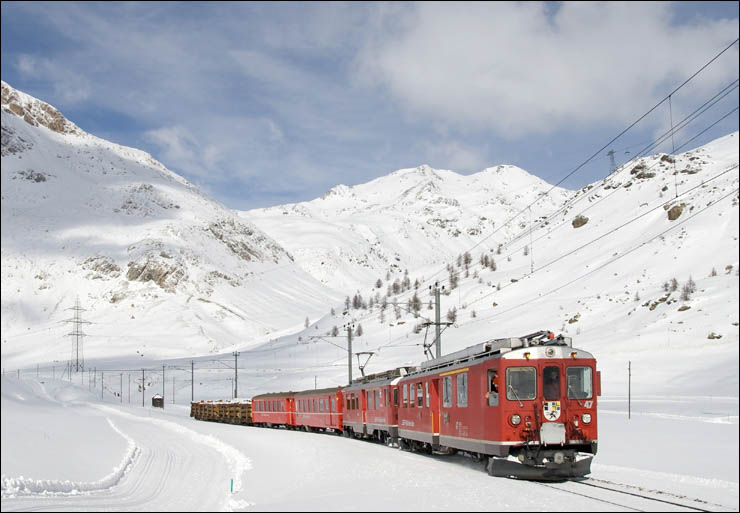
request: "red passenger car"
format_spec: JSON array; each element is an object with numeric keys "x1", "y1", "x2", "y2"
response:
[
  {"x1": 251, "y1": 392, "x2": 295, "y2": 428},
  {"x1": 294, "y1": 387, "x2": 343, "y2": 432},
  {"x1": 341, "y1": 368, "x2": 410, "y2": 444},
  {"x1": 396, "y1": 331, "x2": 600, "y2": 479}
]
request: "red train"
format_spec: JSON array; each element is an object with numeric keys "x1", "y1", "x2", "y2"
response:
[{"x1": 197, "y1": 330, "x2": 600, "y2": 480}]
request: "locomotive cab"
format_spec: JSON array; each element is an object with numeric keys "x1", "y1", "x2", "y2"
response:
[{"x1": 492, "y1": 341, "x2": 600, "y2": 480}]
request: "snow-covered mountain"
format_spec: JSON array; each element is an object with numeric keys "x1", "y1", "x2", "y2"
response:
[
  {"x1": 1, "y1": 81, "x2": 340, "y2": 367},
  {"x1": 240, "y1": 133, "x2": 739, "y2": 396},
  {"x1": 242, "y1": 164, "x2": 570, "y2": 292},
  {"x1": 1, "y1": 80, "x2": 737, "y2": 398}
]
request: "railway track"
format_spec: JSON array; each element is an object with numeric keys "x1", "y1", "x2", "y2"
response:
[{"x1": 536, "y1": 477, "x2": 734, "y2": 512}]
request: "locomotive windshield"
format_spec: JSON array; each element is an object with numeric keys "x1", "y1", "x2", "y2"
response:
[
  {"x1": 506, "y1": 367, "x2": 536, "y2": 401},
  {"x1": 566, "y1": 366, "x2": 593, "y2": 399},
  {"x1": 543, "y1": 366, "x2": 561, "y2": 401}
]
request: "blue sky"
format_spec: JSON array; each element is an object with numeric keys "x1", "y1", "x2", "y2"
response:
[{"x1": 2, "y1": 2, "x2": 738, "y2": 210}]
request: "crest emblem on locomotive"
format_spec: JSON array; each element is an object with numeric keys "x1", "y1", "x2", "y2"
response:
[{"x1": 543, "y1": 400, "x2": 561, "y2": 421}]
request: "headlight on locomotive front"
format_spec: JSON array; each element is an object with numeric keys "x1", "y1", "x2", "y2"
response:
[
  {"x1": 510, "y1": 414, "x2": 522, "y2": 426},
  {"x1": 582, "y1": 413, "x2": 592, "y2": 424}
]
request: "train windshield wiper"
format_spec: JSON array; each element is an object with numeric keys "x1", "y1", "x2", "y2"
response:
[
  {"x1": 567, "y1": 382, "x2": 584, "y2": 407},
  {"x1": 508, "y1": 384, "x2": 523, "y2": 407}
]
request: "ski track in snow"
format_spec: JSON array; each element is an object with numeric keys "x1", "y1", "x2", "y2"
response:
[
  {"x1": 1, "y1": 418, "x2": 139, "y2": 497},
  {"x1": 1, "y1": 401, "x2": 253, "y2": 512}
]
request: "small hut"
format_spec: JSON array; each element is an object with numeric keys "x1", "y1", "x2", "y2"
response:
[{"x1": 152, "y1": 394, "x2": 164, "y2": 408}]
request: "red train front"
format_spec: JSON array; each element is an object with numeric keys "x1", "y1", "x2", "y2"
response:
[{"x1": 396, "y1": 331, "x2": 600, "y2": 479}]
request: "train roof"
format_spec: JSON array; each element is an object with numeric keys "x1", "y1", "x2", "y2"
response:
[
  {"x1": 343, "y1": 366, "x2": 417, "y2": 391},
  {"x1": 251, "y1": 391, "x2": 296, "y2": 400},
  {"x1": 408, "y1": 330, "x2": 577, "y2": 376},
  {"x1": 293, "y1": 387, "x2": 342, "y2": 397}
]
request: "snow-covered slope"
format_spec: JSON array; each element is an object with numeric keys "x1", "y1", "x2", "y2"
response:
[
  {"x1": 1, "y1": 79, "x2": 737, "y2": 399},
  {"x1": 242, "y1": 164, "x2": 570, "y2": 292},
  {"x1": 240, "y1": 133, "x2": 739, "y2": 397},
  {"x1": 1, "y1": 81, "x2": 340, "y2": 367}
]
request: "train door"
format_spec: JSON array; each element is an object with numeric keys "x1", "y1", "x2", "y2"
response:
[
  {"x1": 288, "y1": 397, "x2": 295, "y2": 426},
  {"x1": 541, "y1": 364, "x2": 564, "y2": 421},
  {"x1": 430, "y1": 378, "x2": 440, "y2": 435},
  {"x1": 361, "y1": 388, "x2": 367, "y2": 426},
  {"x1": 439, "y1": 374, "x2": 453, "y2": 438}
]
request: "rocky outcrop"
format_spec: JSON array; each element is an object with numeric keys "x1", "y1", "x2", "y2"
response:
[{"x1": 1, "y1": 81, "x2": 80, "y2": 135}]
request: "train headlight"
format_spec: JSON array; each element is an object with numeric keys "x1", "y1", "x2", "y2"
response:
[
  {"x1": 510, "y1": 414, "x2": 522, "y2": 426},
  {"x1": 582, "y1": 413, "x2": 592, "y2": 424}
]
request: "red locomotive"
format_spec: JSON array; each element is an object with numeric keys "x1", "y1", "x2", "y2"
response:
[
  {"x1": 395, "y1": 331, "x2": 600, "y2": 479},
  {"x1": 194, "y1": 330, "x2": 600, "y2": 480}
]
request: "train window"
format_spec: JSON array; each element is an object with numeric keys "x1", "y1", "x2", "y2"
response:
[
  {"x1": 506, "y1": 367, "x2": 536, "y2": 401},
  {"x1": 385, "y1": 388, "x2": 389, "y2": 407},
  {"x1": 313, "y1": 399, "x2": 317, "y2": 412},
  {"x1": 442, "y1": 376, "x2": 452, "y2": 407},
  {"x1": 543, "y1": 366, "x2": 561, "y2": 401},
  {"x1": 376, "y1": 389, "x2": 381, "y2": 408},
  {"x1": 457, "y1": 373, "x2": 468, "y2": 407},
  {"x1": 403, "y1": 384, "x2": 408, "y2": 407},
  {"x1": 367, "y1": 390, "x2": 373, "y2": 410},
  {"x1": 416, "y1": 383, "x2": 423, "y2": 407},
  {"x1": 425, "y1": 382, "x2": 430, "y2": 408},
  {"x1": 488, "y1": 370, "x2": 499, "y2": 406},
  {"x1": 566, "y1": 367, "x2": 593, "y2": 399},
  {"x1": 331, "y1": 397, "x2": 336, "y2": 413},
  {"x1": 393, "y1": 388, "x2": 399, "y2": 406}
]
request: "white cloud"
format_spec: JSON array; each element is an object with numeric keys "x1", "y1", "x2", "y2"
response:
[
  {"x1": 15, "y1": 54, "x2": 91, "y2": 104},
  {"x1": 354, "y1": 2, "x2": 739, "y2": 138},
  {"x1": 146, "y1": 116, "x2": 287, "y2": 183},
  {"x1": 418, "y1": 139, "x2": 490, "y2": 172}
]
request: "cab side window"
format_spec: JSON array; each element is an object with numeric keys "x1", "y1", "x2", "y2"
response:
[
  {"x1": 488, "y1": 370, "x2": 499, "y2": 406},
  {"x1": 457, "y1": 372, "x2": 468, "y2": 407},
  {"x1": 442, "y1": 376, "x2": 452, "y2": 407}
]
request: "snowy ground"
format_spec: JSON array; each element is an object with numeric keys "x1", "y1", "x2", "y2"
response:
[{"x1": 1, "y1": 376, "x2": 737, "y2": 512}]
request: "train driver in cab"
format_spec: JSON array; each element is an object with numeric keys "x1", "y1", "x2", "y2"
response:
[{"x1": 544, "y1": 367, "x2": 561, "y2": 400}]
